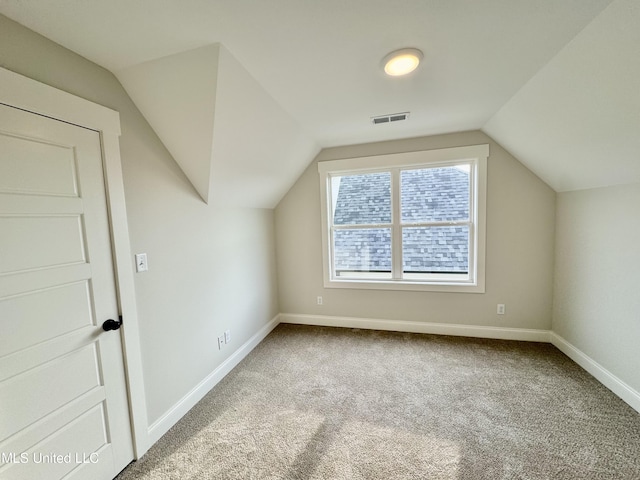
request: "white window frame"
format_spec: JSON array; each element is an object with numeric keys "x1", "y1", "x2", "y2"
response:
[{"x1": 318, "y1": 144, "x2": 488, "y2": 293}]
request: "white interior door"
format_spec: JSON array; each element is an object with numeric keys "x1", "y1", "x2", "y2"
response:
[{"x1": 0, "y1": 104, "x2": 134, "y2": 479}]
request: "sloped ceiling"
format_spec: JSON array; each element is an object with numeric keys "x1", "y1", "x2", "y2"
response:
[
  {"x1": 484, "y1": 0, "x2": 640, "y2": 192},
  {"x1": 117, "y1": 44, "x2": 319, "y2": 206},
  {"x1": 1, "y1": 0, "x2": 637, "y2": 204},
  {"x1": 117, "y1": 45, "x2": 220, "y2": 203}
]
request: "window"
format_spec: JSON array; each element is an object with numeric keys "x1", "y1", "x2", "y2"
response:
[{"x1": 318, "y1": 145, "x2": 488, "y2": 292}]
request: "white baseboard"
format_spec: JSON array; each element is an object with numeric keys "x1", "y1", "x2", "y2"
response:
[
  {"x1": 550, "y1": 332, "x2": 640, "y2": 414},
  {"x1": 279, "y1": 313, "x2": 550, "y2": 343},
  {"x1": 147, "y1": 315, "x2": 280, "y2": 446}
]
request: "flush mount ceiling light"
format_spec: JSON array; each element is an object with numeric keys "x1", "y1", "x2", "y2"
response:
[{"x1": 382, "y1": 48, "x2": 423, "y2": 76}]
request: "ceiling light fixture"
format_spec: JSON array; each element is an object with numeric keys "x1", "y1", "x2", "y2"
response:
[{"x1": 382, "y1": 48, "x2": 423, "y2": 76}]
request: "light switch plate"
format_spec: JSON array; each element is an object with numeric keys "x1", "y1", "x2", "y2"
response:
[{"x1": 135, "y1": 253, "x2": 148, "y2": 272}]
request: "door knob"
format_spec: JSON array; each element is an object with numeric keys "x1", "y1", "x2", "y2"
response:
[{"x1": 102, "y1": 317, "x2": 122, "y2": 331}]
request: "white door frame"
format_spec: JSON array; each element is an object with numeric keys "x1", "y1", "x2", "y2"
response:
[{"x1": 0, "y1": 67, "x2": 150, "y2": 457}]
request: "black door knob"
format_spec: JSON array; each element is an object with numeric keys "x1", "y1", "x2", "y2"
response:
[{"x1": 102, "y1": 318, "x2": 122, "y2": 331}]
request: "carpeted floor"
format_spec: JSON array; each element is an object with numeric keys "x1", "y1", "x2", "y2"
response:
[{"x1": 116, "y1": 324, "x2": 640, "y2": 479}]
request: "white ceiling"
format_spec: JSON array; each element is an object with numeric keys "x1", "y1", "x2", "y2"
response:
[{"x1": 2, "y1": 0, "x2": 638, "y2": 202}]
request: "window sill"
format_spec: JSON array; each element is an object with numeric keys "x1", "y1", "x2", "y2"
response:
[{"x1": 324, "y1": 278, "x2": 485, "y2": 293}]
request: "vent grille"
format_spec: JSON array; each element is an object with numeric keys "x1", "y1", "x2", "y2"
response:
[{"x1": 371, "y1": 112, "x2": 409, "y2": 125}]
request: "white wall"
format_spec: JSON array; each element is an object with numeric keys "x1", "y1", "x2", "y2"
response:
[
  {"x1": 275, "y1": 131, "x2": 556, "y2": 331},
  {"x1": 553, "y1": 183, "x2": 640, "y2": 394},
  {"x1": 0, "y1": 15, "x2": 279, "y2": 427}
]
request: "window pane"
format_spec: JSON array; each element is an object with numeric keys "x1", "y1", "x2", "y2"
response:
[
  {"x1": 332, "y1": 172, "x2": 391, "y2": 225},
  {"x1": 402, "y1": 226, "x2": 469, "y2": 275},
  {"x1": 333, "y1": 228, "x2": 391, "y2": 278},
  {"x1": 401, "y1": 166, "x2": 470, "y2": 223}
]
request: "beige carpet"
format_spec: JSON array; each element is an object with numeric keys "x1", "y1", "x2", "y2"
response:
[{"x1": 116, "y1": 324, "x2": 640, "y2": 479}]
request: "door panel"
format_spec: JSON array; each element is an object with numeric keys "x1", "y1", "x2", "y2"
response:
[
  {"x1": 0, "y1": 344, "x2": 101, "y2": 440},
  {"x1": 0, "y1": 215, "x2": 86, "y2": 273},
  {"x1": 0, "y1": 104, "x2": 133, "y2": 479},
  {"x1": 0, "y1": 281, "x2": 93, "y2": 357},
  {"x1": 0, "y1": 132, "x2": 78, "y2": 196},
  {"x1": 14, "y1": 404, "x2": 113, "y2": 480}
]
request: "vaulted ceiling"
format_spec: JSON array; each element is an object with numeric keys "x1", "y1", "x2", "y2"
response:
[{"x1": 1, "y1": 0, "x2": 638, "y2": 206}]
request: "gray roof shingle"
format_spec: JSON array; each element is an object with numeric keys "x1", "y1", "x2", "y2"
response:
[
  {"x1": 333, "y1": 167, "x2": 469, "y2": 274},
  {"x1": 334, "y1": 172, "x2": 391, "y2": 225}
]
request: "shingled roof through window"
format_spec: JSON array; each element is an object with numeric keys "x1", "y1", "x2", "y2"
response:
[{"x1": 333, "y1": 167, "x2": 470, "y2": 274}]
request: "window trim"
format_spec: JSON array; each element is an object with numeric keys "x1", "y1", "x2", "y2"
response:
[{"x1": 318, "y1": 144, "x2": 488, "y2": 293}]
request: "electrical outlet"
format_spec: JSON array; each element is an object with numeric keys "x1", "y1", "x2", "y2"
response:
[
  {"x1": 497, "y1": 304, "x2": 506, "y2": 315},
  {"x1": 218, "y1": 335, "x2": 225, "y2": 349},
  {"x1": 224, "y1": 330, "x2": 231, "y2": 344},
  {"x1": 317, "y1": 296, "x2": 323, "y2": 305}
]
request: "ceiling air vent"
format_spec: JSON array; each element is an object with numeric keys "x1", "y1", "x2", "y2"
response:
[{"x1": 371, "y1": 112, "x2": 410, "y2": 125}]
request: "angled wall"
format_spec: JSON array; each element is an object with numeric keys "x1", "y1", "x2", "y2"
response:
[
  {"x1": 484, "y1": 0, "x2": 640, "y2": 193},
  {"x1": 209, "y1": 46, "x2": 320, "y2": 207},
  {"x1": 117, "y1": 44, "x2": 319, "y2": 208},
  {"x1": 117, "y1": 45, "x2": 220, "y2": 203}
]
